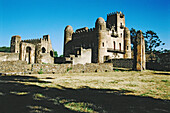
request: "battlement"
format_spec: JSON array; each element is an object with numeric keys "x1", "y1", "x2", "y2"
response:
[
  {"x1": 21, "y1": 35, "x2": 50, "y2": 44},
  {"x1": 107, "y1": 11, "x2": 124, "y2": 17},
  {"x1": 21, "y1": 38, "x2": 41, "y2": 45},
  {"x1": 22, "y1": 38, "x2": 41, "y2": 42},
  {"x1": 73, "y1": 27, "x2": 95, "y2": 35}
]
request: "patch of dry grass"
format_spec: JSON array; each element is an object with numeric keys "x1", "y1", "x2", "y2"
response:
[
  {"x1": 21, "y1": 70, "x2": 170, "y2": 100},
  {"x1": 10, "y1": 91, "x2": 29, "y2": 96}
]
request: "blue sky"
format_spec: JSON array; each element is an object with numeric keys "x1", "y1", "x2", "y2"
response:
[{"x1": 0, "y1": 0, "x2": 170, "y2": 55}]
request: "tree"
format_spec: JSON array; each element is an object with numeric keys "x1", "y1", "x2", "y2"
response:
[
  {"x1": 59, "y1": 55, "x2": 63, "y2": 57},
  {"x1": 130, "y1": 28, "x2": 137, "y2": 50},
  {"x1": 143, "y1": 30, "x2": 165, "y2": 53},
  {"x1": 53, "y1": 51, "x2": 58, "y2": 57},
  {"x1": 130, "y1": 29, "x2": 165, "y2": 53},
  {"x1": 163, "y1": 49, "x2": 170, "y2": 53},
  {"x1": 0, "y1": 46, "x2": 10, "y2": 52}
]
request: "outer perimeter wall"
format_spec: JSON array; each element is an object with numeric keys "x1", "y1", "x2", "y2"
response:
[
  {"x1": 0, "y1": 52, "x2": 19, "y2": 61},
  {"x1": 0, "y1": 61, "x2": 113, "y2": 74}
]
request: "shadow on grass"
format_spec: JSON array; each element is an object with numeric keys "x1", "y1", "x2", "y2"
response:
[
  {"x1": 0, "y1": 75, "x2": 170, "y2": 113},
  {"x1": 153, "y1": 72, "x2": 170, "y2": 75}
]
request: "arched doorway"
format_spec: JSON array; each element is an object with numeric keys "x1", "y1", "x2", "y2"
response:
[
  {"x1": 26, "y1": 47, "x2": 31, "y2": 64},
  {"x1": 42, "y1": 47, "x2": 46, "y2": 53}
]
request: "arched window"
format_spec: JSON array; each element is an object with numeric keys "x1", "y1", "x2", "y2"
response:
[
  {"x1": 119, "y1": 43, "x2": 121, "y2": 51},
  {"x1": 42, "y1": 47, "x2": 46, "y2": 53},
  {"x1": 50, "y1": 50, "x2": 53, "y2": 57},
  {"x1": 26, "y1": 46, "x2": 31, "y2": 53},
  {"x1": 113, "y1": 41, "x2": 115, "y2": 50},
  {"x1": 100, "y1": 25, "x2": 102, "y2": 30}
]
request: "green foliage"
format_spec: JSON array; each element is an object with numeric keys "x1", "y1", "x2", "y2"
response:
[
  {"x1": 67, "y1": 67, "x2": 72, "y2": 72},
  {"x1": 161, "y1": 80, "x2": 168, "y2": 82},
  {"x1": 162, "y1": 49, "x2": 170, "y2": 53},
  {"x1": 0, "y1": 46, "x2": 10, "y2": 52},
  {"x1": 60, "y1": 55, "x2": 64, "y2": 57},
  {"x1": 38, "y1": 69, "x2": 43, "y2": 74},
  {"x1": 143, "y1": 30, "x2": 165, "y2": 53},
  {"x1": 53, "y1": 51, "x2": 58, "y2": 57},
  {"x1": 114, "y1": 69, "x2": 119, "y2": 72},
  {"x1": 130, "y1": 29, "x2": 165, "y2": 52}
]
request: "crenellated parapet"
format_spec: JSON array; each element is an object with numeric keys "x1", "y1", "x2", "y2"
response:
[
  {"x1": 107, "y1": 11, "x2": 124, "y2": 16},
  {"x1": 73, "y1": 27, "x2": 96, "y2": 35},
  {"x1": 22, "y1": 38, "x2": 41, "y2": 43}
]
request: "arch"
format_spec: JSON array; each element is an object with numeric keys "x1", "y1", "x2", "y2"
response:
[
  {"x1": 119, "y1": 43, "x2": 121, "y2": 51},
  {"x1": 42, "y1": 47, "x2": 46, "y2": 53},
  {"x1": 26, "y1": 46, "x2": 31, "y2": 64},
  {"x1": 50, "y1": 50, "x2": 53, "y2": 57}
]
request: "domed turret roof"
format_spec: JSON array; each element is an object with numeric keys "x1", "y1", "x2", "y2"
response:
[
  {"x1": 124, "y1": 27, "x2": 129, "y2": 31},
  {"x1": 95, "y1": 17, "x2": 105, "y2": 25},
  {"x1": 65, "y1": 25, "x2": 73, "y2": 32}
]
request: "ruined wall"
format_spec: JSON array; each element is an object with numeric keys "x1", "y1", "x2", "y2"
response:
[
  {"x1": 0, "y1": 60, "x2": 113, "y2": 74},
  {"x1": 20, "y1": 42, "x2": 35, "y2": 64},
  {"x1": 0, "y1": 52, "x2": 19, "y2": 61},
  {"x1": 22, "y1": 39, "x2": 41, "y2": 45},
  {"x1": 111, "y1": 59, "x2": 133, "y2": 68},
  {"x1": 72, "y1": 48, "x2": 91, "y2": 65},
  {"x1": 41, "y1": 53, "x2": 54, "y2": 64},
  {"x1": 133, "y1": 30, "x2": 146, "y2": 71},
  {"x1": 0, "y1": 61, "x2": 31, "y2": 73},
  {"x1": 31, "y1": 63, "x2": 113, "y2": 74}
]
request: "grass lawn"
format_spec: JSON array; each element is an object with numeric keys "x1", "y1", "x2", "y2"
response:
[
  {"x1": 19, "y1": 70, "x2": 170, "y2": 100},
  {"x1": 1, "y1": 70, "x2": 170, "y2": 113}
]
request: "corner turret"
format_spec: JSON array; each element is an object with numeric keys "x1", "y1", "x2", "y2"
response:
[
  {"x1": 124, "y1": 27, "x2": 131, "y2": 58},
  {"x1": 64, "y1": 25, "x2": 73, "y2": 44},
  {"x1": 95, "y1": 17, "x2": 106, "y2": 31},
  {"x1": 10, "y1": 35, "x2": 21, "y2": 53}
]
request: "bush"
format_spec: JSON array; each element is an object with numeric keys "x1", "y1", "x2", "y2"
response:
[{"x1": 38, "y1": 69, "x2": 43, "y2": 74}]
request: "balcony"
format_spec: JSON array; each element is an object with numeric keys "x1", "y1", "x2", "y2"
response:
[
  {"x1": 107, "y1": 48, "x2": 125, "y2": 54},
  {"x1": 111, "y1": 32, "x2": 118, "y2": 37}
]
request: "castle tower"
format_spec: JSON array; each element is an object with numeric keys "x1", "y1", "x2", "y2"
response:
[
  {"x1": 64, "y1": 25, "x2": 74, "y2": 56},
  {"x1": 42, "y1": 35, "x2": 52, "y2": 53},
  {"x1": 107, "y1": 11, "x2": 125, "y2": 39},
  {"x1": 95, "y1": 17, "x2": 106, "y2": 63},
  {"x1": 64, "y1": 25, "x2": 73, "y2": 44},
  {"x1": 107, "y1": 11, "x2": 125, "y2": 30},
  {"x1": 124, "y1": 27, "x2": 131, "y2": 58},
  {"x1": 10, "y1": 35, "x2": 21, "y2": 53}
]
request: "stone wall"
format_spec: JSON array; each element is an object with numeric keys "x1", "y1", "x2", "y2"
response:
[
  {"x1": 0, "y1": 52, "x2": 19, "y2": 61},
  {"x1": 111, "y1": 59, "x2": 133, "y2": 68},
  {"x1": 0, "y1": 60, "x2": 31, "y2": 73},
  {"x1": 32, "y1": 63, "x2": 113, "y2": 74},
  {"x1": 0, "y1": 60, "x2": 113, "y2": 74},
  {"x1": 72, "y1": 48, "x2": 91, "y2": 65},
  {"x1": 41, "y1": 53, "x2": 54, "y2": 64}
]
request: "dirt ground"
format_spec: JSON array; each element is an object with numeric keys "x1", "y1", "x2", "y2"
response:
[{"x1": 0, "y1": 70, "x2": 170, "y2": 113}]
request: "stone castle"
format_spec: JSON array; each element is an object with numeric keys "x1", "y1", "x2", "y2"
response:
[
  {"x1": 0, "y1": 11, "x2": 147, "y2": 71},
  {"x1": 10, "y1": 35, "x2": 54, "y2": 64},
  {"x1": 64, "y1": 11, "x2": 131, "y2": 64}
]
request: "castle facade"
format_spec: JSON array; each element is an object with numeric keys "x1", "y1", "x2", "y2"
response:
[
  {"x1": 64, "y1": 11, "x2": 131, "y2": 63},
  {"x1": 10, "y1": 35, "x2": 54, "y2": 64}
]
